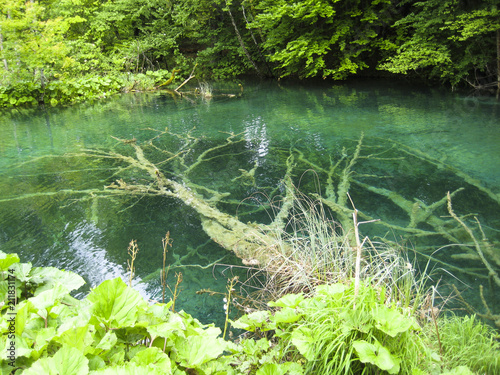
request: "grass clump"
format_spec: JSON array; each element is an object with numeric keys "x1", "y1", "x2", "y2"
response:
[
  {"x1": 426, "y1": 313, "x2": 500, "y2": 373},
  {"x1": 248, "y1": 188, "x2": 427, "y2": 317}
]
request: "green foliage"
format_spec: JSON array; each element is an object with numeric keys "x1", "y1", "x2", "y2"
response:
[
  {"x1": 233, "y1": 282, "x2": 426, "y2": 374},
  {"x1": 2, "y1": 251, "x2": 499, "y2": 374},
  {"x1": 2, "y1": 0, "x2": 498, "y2": 107},
  {"x1": 378, "y1": 0, "x2": 500, "y2": 86},
  {"x1": 425, "y1": 313, "x2": 500, "y2": 373},
  {"x1": 0, "y1": 70, "x2": 174, "y2": 107},
  {"x1": 0, "y1": 251, "x2": 231, "y2": 374},
  {"x1": 247, "y1": 0, "x2": 394, "y2": 79}
]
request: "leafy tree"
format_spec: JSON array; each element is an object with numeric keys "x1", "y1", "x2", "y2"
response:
[
  {"x1": 0, "y1": 0, "x2": 71, "y2": 74},
  {"x1": 245, "y1": 0, "x2": 396, "y2": 79},
  {"x1": 379, "y1": 0, "x2": 500, "y2": 89}
]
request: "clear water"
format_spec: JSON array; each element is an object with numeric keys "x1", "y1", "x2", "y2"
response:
[{"x1": 1, "y1": 79, "x2": 499, "y2": 326}]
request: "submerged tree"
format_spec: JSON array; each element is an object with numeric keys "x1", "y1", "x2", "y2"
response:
[{"x1": 2, "y1": 126, "x2": 499, "y2": 325}]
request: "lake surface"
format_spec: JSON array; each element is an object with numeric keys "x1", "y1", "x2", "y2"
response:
[{"x1": 1, "y1": 78, "x2": 499, "y2": 326}]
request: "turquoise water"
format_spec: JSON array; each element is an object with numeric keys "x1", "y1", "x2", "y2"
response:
[{"x1": 1, "y1": 79, "x2": 499, "y2": 325}]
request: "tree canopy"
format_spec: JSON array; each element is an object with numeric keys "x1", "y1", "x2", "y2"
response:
[{"x1": 1, "y1": 0, "x2": 499, "y2": 106}]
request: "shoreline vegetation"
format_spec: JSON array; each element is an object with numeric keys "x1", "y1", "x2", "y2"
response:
[{"x1": 1, "y1": 0, "x2": 500, "y2": 108}]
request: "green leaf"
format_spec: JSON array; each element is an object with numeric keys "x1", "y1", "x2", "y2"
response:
[
  {"x1": 95, "y1": 330, "x2": 117, "y2": 352},
  {"x1": 175, "y1": 334, "x2": 225, "y2": 368},
  {"x1": 14, "y1": 301, "x2": 33, "y2": 336},
  {"x1": 353, "y1": 339, "x2": 400, "y2": 374},
  {"x1": 1, "y1": 334, "x2": 33, "y2": 360},
  {"x1": 88, "y1": 362, "x2": 165, "y2": 374},
  {"x1": 0, "y1": 251, "x2": 19, "y2": 271},
  {"x1": 30, "y1": 284, "x2": 70, "y2": 312},
  {"x1": 281, "y1": 362, "x2": 304, "y2": 375},
  {"x1": 268, "y1": 293, "x2": 304, "y2": 308},
  {"x1": 272, "y1": 307, "x2": 303, "y2": 324},
  {"x1": 23, "y1": 346, "x2": 89, "y2": 375},
  {"x1": 291, "y1": 326, "x2": 315, "y2": 361},
  {"x1": 56, "y1": 325, "x2": 95, "y2": 353},
  {"x1": 11, "y1": 262, "x2": 33, "y2": 282},
  {"x1": 130, "y1": 347, "x2": 171, "y2": 374},
  {"x1": 231, "y1": 310, "x2": 270, "y2": 332},
  {"x1": 146, "y1": 320, "x2": 182, "y2": 341},
  {"x1": 30, "y1": 267, "x2": 85, "y2": 295},
  {"x1": 371, "y1": 305, "x2": 419, "y2": 337},
  {"x1": 87, "y1": 355, "x2": 106, "y2": 371},
  {"x1": 137, "y1": 303, "x2": 172, "y2": 327},
  {"x1": 31, "y1": 327, "x2": 57, "y2": 360},
  {"x1": 87, "y1": 278, "x2": 148, "y2": 329},
  {"x1": 256, "y1": 363, "x2": 287, "y2": 375},
  {"x1": 234, "y1": 338, "x2": 270, "y2": 355}
]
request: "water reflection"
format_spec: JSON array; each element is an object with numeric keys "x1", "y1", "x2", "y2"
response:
[
  {"x1": 58, "y1": 221, "x2": 149, "y2": 299},
  {"x1": 244, "y1": 115, "x2": 270, "y2": 158}
]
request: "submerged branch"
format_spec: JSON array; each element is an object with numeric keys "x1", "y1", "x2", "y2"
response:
[
  {"x1": 447, "y1": 193, "x2": 500, "y2": 288},
  {"x1": 8, "y1": 129, "x2": 498, "y2": 304}
]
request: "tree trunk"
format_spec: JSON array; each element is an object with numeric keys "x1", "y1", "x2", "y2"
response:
[
  {"x1": 0, "y1": 25, "x2": 9, "y2": 71},
  {"x1": 226, "y1": 2, "x2": 263, "y2": 78},
  {"x1": 241, "y1": 4, "x2": 274, "y2": 78},
  {"x1": 497, "y1": 29, "x2": 499, "y2": 100}
]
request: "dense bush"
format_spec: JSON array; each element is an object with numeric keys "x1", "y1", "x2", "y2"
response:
[{"x1": 0, "y1": 70, "x2": 174, "y2": 108}]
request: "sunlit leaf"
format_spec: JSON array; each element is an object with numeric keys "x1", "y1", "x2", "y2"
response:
[
  {"x1": 95, "y1": 330, "x2": 118, "y2": 352},
  {"x1": 87, "y1": 278, "x2": 147, "y2": 329},
  {"x1": 236, "y1": 338, "x2": 270, "y2": 355},
  {"x1": 256, "y1": 363, "x2": 287, "y2": 375},
  {"x1": 31, "y1": 327, "x2": 57, "y2": 360},
  {"x1": 10, "y1": 262, "x2": 33, "y2": 283},
  {"x1": 353, "y1": 339, "x2": 400, "y2": 374},
  {"x1": 175, "y1": 334, "x2": 225, "y2": 368},
  {"x1": 88, "y1": 362, "x2": 165, "y2": 374},
  {"x1": 130, "y1": 347, "x2": 171, "y2": 374},
  {"x1": 0, "y1": 251, "x2": 19, "y2": 271},
  {"x1": 231, "y1": 310, "x2": 270, "y2": 332},
  {"x1": 56, "y1": 325, "x2": 95, "y2": 353},
  {"x1": 371, "y1": 305, "x2": 419, "y2": 337},
  {"x1": 23, "y1": 346, "x2": 89, "y2": 375},
  {"x1": 273, "y1": 307, "x2": 303, "y2": 324},
  {"x1": 30, "y1": 284, "x2": 69, "y2": 312},
  {"x1": 30, "y1": 267, "x2": 85, "y2": 295},
  {"x1": 268, "y1": 293, "x2": 304, "y2": 308},
  {"x1": 291, "y1": 326, "x2": 315, "y2": 361}
]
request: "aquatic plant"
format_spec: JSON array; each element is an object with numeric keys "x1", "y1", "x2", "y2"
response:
[{"x1": 127, "y1": 239, "x2": 140, "y2": 287}]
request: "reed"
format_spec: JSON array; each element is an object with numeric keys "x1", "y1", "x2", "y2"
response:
[
  {"x1": 161, "y1": 231, "x2": 172, "y2": 304},
  {"x1": 127, "y1": 239, "x2": 140, "y2": 287}
]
